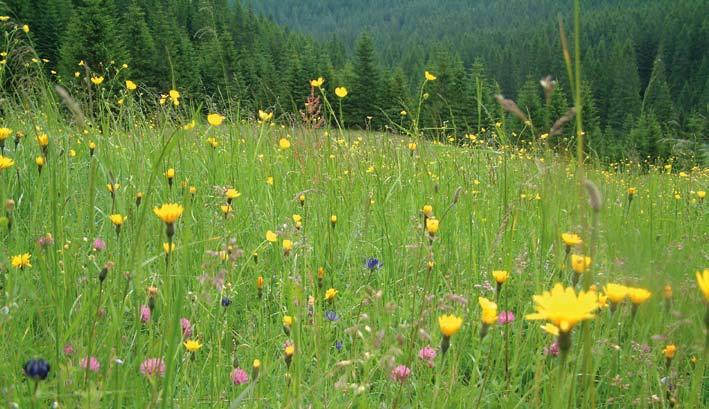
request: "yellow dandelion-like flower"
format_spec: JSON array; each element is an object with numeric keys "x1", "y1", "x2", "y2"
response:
[
  {"x1": 153, "y1": 203, "x2": 184, "y2": 224},
  {"x1": 207, "y1": 113, "x2": 225, "y2": 127},
  {"x1": 90, "y1": 76, "x2": 104, "y2": 86},
  {"x1": 265, "y1": 230, "x2": 278, "y2": 242},
  {"x1": 183, "y1": 339, "x2": 202, "y2": 353},
  {"x1": 627, "y1": 287, "x2": 652, "y2": 305},
  {"x1": 324, "y1": 288, "x2": 338, "y2": 301},
  {"x1": 525, "y1": 283, "x2": 598, "y2": 333},
  {"x1": 0, "y1": 155, "x2": 15, "y2": 171},
  {"x1": 125, "y1": 80, "x2": 137, "y2": 91},
  {"x1": 697, "y1": 269, "x2": 709, "y2": 302},
  {"x1": 11, "y1": 253, "x2": 32, "y2": 269},
  {"x1": 478, "y1": 297, "x2": 498, "y2": 325},
  {"x1": 438, "y1": 314, "x2": 463, "y2": 337},
  {"x1": 258, "y1": 110, "x2": 273, "y2": 122},
  {"x1": 424, "y1": 71, "x2": 437, "y2": 81},
  {"x1": 335, "y1": 86, "x2": 348, "y2": 98}
]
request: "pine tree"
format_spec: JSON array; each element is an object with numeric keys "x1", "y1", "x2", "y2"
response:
[
  {"x1": 349, "y1": 33, "x2": 381, "y2": 128},
  {"x1": 58, "y1": 0, "x2": 127, "y2": 77}
]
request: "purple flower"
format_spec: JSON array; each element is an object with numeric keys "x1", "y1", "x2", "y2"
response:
[
  {"x1": 335, "y1": 340, "x2": 343, "y2": 351},
  {"x1": 325, "y1": 310, "x2": 339, "y2": 321},
  {"x1": 221, "y1": 297, "x2": 232, "y2": 307},
  {"x1": 497, "y1": 311, "x2": 515, "y2": 325},
  {"x1": 139, "y1": 358, "x2": 165, "y2": 377},
  {"x1": 139, "y1": 305, "x2": 151, "y2": 323},
  {"x1": 92, "y1": 238, "x2": 106, "y2": 252},
  {"x1": 36, "y1": 234, "x2": 54, "y2": 248},
  {"x1": 544, "y1": 342, "x2": 560, "y2": 357},
  {"x1": 230, "y1": 367, "x2": 249, "y2": 385},
  {"x1": 418, "y1": 346, "x2": 437, "y2": 367},
  {"x1": 63, "y1": 343, "x2": 74, "y2": 356},
  {"x1": 180, "y1": 318, "x2": 192, "y2": 338},
  {"x1": 365, "y1": 258, "x2": 381, "y2": 270},
  {"x1": 390, "y1": 365, "x2": 411, "y2": 383},
  {"x1": 80, "y1": 356, "x2": 100, "y2": 373}
]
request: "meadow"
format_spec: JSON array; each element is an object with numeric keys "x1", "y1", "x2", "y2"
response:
[{"x1": 0, "y1": 75, "x2": 706, "y2": 408}]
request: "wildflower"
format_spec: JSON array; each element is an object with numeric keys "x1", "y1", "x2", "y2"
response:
[
  {"x1": 0, "y1": 128, "x2": 12, "y2": 150},
  {"x1": 164, "y1": 168, "x2": 175, "y2": 187},
  {"x1": 492, "y1": 270, "x2": 509, "y2": 287},
  {"x1": 561, "y1": 233, "x2": 582, "y2": 254},
  {"x1": 422, "y1": 204, "x2": 433, "y2": 219},
  {"x1": 479, "y1": 297, "x2": 498, "y2": 338},
  {"x1": 266, "y1": 230, "x2": 278, "y2": 242},
  {"x1": 35, "y1": 155, "x2": 45, "y2": 173},
  {"x1": 184, "y1": 339, "x2": 202, "y2": 353},
  {"x1": 220, "y1": 204, "x2": 232, "y2": 218},
  {"x1": 424, "y1": 71, "x2": 437, "y2": 81},
  {"x1": 11, "y1": 253, "x2": 31, "y2": 270},
  {"x1": 603, "y1": 283, "x2": 628, "y2": 311},
  {"x1": 696, "y1": 269, "x2": 709, "y2": 302},
  {"x1": 139, "y1": 358, "x2": 165, "y2": 378},
  {"x1": 266, "y1": 176, "x2": 274, "y2": 185},
  {"x1": 283, "y1": 315, "x2": 294, "y2": 334},
  {"x1": 330, "y1": 214, "x2": 337, "y2": 228},
  {"x1": 544, "y1": 342, "x2": 560, "y2": 357},
  {"x1": 662, "y1": 344, "x2": 676, "y2": 359},
  {"x1": 90, "y1": 76, "x2": 104, "y2": 86},
  {"x1": 400, "y1": 110, "x2": 407, "y2": 116},
  {"x1": 258, "y1": 110, "x2": 273, "y2": 122},
  {"x1": 325, "y1": 288, "x2": 338, "y2": 302},
  {"x1": 230, "y1": 367, "x2": 249, "y2": 385},
  {"x1": 526, "y1": 283, "x2": 598, "y2": 352},
  {"x1": 92, "y1": 238, "x2": 106, "y2": 252},
  {"x1": 79, "y1": 356, "x2": 100, "y2": 373},
  {"x1": 278, "y1": 138, "x2": 291, "y2": 150},
  {"x1": 225, "y1": 188, "x2": 240, "y2": 203},
  {"x1": 207, "y1": 137, "x2": 219, "y2": 148},
  {"x1": 627, "y1": 287, "x2": 652, "y2": 317},
  {"x1": 125, "y1": 80, "x2": 137, "y2": 91},
  {"x1": 627, "y1": 187, "x2": 637, "y2": 202},
  {"x1": 23, "y1": 359, "x2": 50, "y2": 380},
  {"x1": 365, "y1": 258, "x2": 381, "y2": 270},
  {"x1": 22, "y1": 24, "x2": 30, "y2": 33},
  {"x1": 325, "y1": 310, "x2": 339, "y2": 321},
  {"x1": 310, "y1": 77, "x2": 325, "y2": 88},
  {"x1": 284, "y1": 344, "x2": 295, "y2": 368},
  {"x1": 207, "y1": 113, "x2": 225, "y2": 126},
  {"x1": 63, "y1": 344, "x2": 74, "y2": 356},
  {"x1": 153, "y1": 203, "x2": 184, "y2": 241},
  {"x1": 418, "y1": 346, "x2": 437, "y2": 367},
  {"x1": 571, "y1": 255, "x2": 592, "y2": 274},
  {"x1": 282, "y1": 239, "x2": 293, "y2": 256},
  {"x1": 135, "y1": 192, "x2": 143, "y2": 207},
  {"x1": 335, "y1": 87, "x2": 348, "y2": 98},
  {"x1": 140, "y1": 305, "x2": 151, "y2": 323},
  {"x1": 169, "y1": 89, "x2": 180, "y2": 106},
  {"x1": 109, "y1": 214, "x2": 126, "y2": 235},
  {"x1": 390, "y1": 365, "x2": 412, "y2": 383},
  {"x1": 438, "y1": 314, "x2": 463, "y2": 355},
  {"x1": 36, "y1": 133, "x2": 49, "y2": 148},
  {"x1": 221, "y1": 297, "x2": 232, "y2": 307},
  {"x1": 162, "y1": 242, "x2": 175, "y2": 255},
  {"x1": 426, "y1": 218, "x2": 439, "y2": 237},
  {"x1": 697, "y1": 191, "x2": 705, "y2": 202},
  {"x1": 180, "y1": 318, "x2": 192, "y2": 338},
  {"x1": 498, "y1": 311, "x2": 515, "y2": 325},
  {"x1": 298, "y1": 194, "x2": 305, "y2": 206}
]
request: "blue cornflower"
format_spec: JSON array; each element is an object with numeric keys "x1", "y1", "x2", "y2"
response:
[
  {"x1": 221, "y1": 297, "x2": 232, "y2": 307},
  {"x1": 365, "y1": 257, "x2": 382, "y2": 270},
  {"x1": 325, "y1": 310, "x2": 339, "y2": 321},
  {"x1": 23, "y1": 359, "x2": 50, "y2": 380},
  {"x1": 335, "y1": 341, "x2": 343, "y2": 351}
]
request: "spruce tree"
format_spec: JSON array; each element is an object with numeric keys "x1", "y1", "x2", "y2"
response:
[{"x1": 349, "y1": 33, "x2": 381, "y2": 128}]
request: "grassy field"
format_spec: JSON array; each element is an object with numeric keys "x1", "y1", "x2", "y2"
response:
[{"x1": 0, "y1": 96, "x2": 706, "y2": 408}]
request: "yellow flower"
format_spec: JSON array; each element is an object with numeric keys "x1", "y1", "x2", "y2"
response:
[
  {"x1": 603, "y1": 283, "x2": 628, "y2": 304},
  {"x1": 697, "y1": 191, "x2": 706, "y2": 199},
  {"x1": 125, "y1": 80, "x2": 137, "y2": 91},
  {"x1": 525, "y1": 283, "x2": 598, "y2": 333},
  {"x1": 335, "y1": 86, "x2": 348, "y2": 98},
  {"x1": 183, "y1": 120, "x2": 196, "y2": 131},
  {"x1": 662, "y1": 344, "x2": 677, "y2": 359},
  {"x1": 90, "y1": 76, "x2": 104, "y2": 86},
  {"x1": 36, "y1": 133, "x2": 49, "y2": 147},
  {"x1": 165, "y1": 168, "x2": 175, "y2": 179},
  {"x1": 324, "y1": 288, "x2": 338, "y2": 301},
  {"x1": 282, "y1": 239, "x2": 293, "y2": 253},
  {"x1": 422, "y1": 205, "x2": 433, "y2": 217},
  {"x1": 266, "y1": 176, "x2": 274, "y2": 186},
  {"x1": 11, "y1": 253, "x2": 31, "y2": 269},
  {"x1": 627, "y1": 287, "x2": 652, "y2": 305},
  {"x1": 258, "y1": 110, "x2": 273, "y2": 122},
  {"x1": 169, "y1": 89, "x2": 180, "y2": 106},
  {"x1": 400, "y1": 110, "x2": 407, "y2": 116},
  {"x1": 663, "y1": 284, "x2": 672, "y2": 300},
  {"x1": 310, "y1": 77, "x2": 325, "y2": 88},
  {"x1": 253, "y1": 359, "x2": 261, "y2": 369},
  {"x1": 220, "y1": 204, "x2": 232, "y2": 215},
  {"x1": 265, "y1": 230, "x2": 278, "y2": 242},
  {"x1": 279, "y1": 138, "x2": 291, "y2": 150},
  {"x1": 426, "y1": 218, "x2": 439, "y2": 236},
  {"x1": 109, "y1": 214, "x2": 126, "y2": 225},
  {"x1": 207, "y1": 113, "x2": 225, "y2": 126},
  {"x1": 153, "y1": 203, "x2": 184, "y2": 224},
  {"x1": 478, "y1": 297, "x2": 498, "y2": 325},
  {"x1": 330, "y1": 214, "x2": 337, "y2": 225},
  {"x1": 438, "y1": 314, "x2": 463, "y2": 337},
  {"x1": 183, "y1": 339, "x2": 202, "y2": 353},
  {"x1": 424, "y1": 71, "x2": 437, "y2": 81},
  {"x1": 627, "y1": 187, "x2": 637, "y2": 196},
  {"x1": 697, "y1": 269, "x2": 709, "y2": 302},
  {"x1": 292, "y1": 214, "x2": 302, "y2": 223},
  {"x1": 0, "y1": 155, "x2": 15, "y2": 171},
  {"x1": 0, "y1": 127, "x2": 12, "y2": 140},
  {"x1": 285, "y1": 345, "x2": 295, "y2": 357},
  {"x1": 163, "y1": 242, "x2": 175, "y2": 254},
  {"x1": 597, "y1": 293, "x2": 609, "y2": 309},
  {"x1": 571, "y1": 255, "x2": 592, "y2": 274},
  {"x1": 282, "y1": 315, "x2": 294, "y2": 327},
  {"x1": 225, "y1": 188, "x2": 241, "y2": 200},
  {"x1": 492, "y1": 270, "x2": 509, "y2": 284},
  {"x1": 407, "y1": 142, "x2": 417, "y2": 152},
  {"x1": 22, "y1": 24, "x2": 30, "y2": 33},
  {"x1": 561, "y1": 233, "x2": 582, "y2": 247},
  {"x1": 35, "y1": 156, "x2": 45, "y2": 166}
]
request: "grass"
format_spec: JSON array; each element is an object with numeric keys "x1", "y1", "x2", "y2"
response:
[{"x1": 0, "y1": 92, "x2": 706, "y2": 408}]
